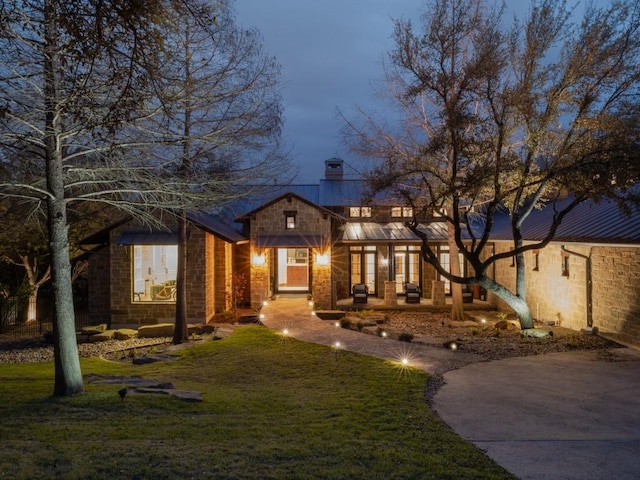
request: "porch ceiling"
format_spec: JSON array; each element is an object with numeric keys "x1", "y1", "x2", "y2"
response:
[
  {"x1": 255, "y1": 233, "x2": 326, "y2": 248},
  {"x1": 340, "y1": 222, "x2": 449, "y2": 243}
]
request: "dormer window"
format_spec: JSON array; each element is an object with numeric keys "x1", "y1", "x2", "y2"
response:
[{"x1": 349, "y1": 206, "x2": 372, "y2": 218}]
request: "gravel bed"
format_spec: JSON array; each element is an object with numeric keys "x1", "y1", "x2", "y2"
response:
[
  {"x1": 0, "y1": 336, "x2": 172, "y2": 364},
  {"x1": 0, "y1": 310, "x2": 627, "y2": 364},
  {"x1": 383, "y1": 310, "x2": 623, "y2": 361}
]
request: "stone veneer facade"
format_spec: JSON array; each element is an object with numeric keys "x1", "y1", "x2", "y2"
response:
[
  {"x1": 88, "y1": 219, "x2": 234, "y2": 327},
  {"x1": 493, "y1": 242, "x2": 640, "y2": 344},
  {"x1": 249, "y1": 195, "x2": 332, "y2": 308}
]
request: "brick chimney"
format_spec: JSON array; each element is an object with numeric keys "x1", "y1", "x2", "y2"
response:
[{"x1": 324, "y1": 158, "x2": 344, "y2": 180}]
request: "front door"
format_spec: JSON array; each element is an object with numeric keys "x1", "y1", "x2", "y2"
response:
[{"x1": 275, "y1": 248, "x2": 310, "y2": 292}]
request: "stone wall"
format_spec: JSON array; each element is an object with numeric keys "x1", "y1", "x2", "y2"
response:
[
  {"x1": 332, "y1": 245, "x2": 350, "y2": 300},
  {"x1": 312, "y1": 247, "x2": 332, "y2": 309},
  {"x1": 87, "y1": 247, "x2": 111, "y2": 325},
  {"x1": 249, "y1": 196, "x2": 332, "y2": 307},
  {"x1": 107, "y1": 221, "x2": 214, "y2": 326},
  {"x1": 494, "y1": 242, "x2": 640, "y2": 344}
]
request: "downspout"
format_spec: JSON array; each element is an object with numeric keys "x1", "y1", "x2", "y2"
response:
[{"x1": 560, "y1": 245, "x2": 593, "y2": 332}]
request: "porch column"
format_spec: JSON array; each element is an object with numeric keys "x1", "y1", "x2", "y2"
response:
[
  {"x1": 384, "y1": 280, "x2": 397, "y2": 307},
  {"x1": 431, "y1": 280, "x2": 445, "y2": 306}
]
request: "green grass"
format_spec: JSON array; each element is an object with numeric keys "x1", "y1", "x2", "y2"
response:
[{"x1": 0, "y1": 327, "x2": 516, "y2": 479}]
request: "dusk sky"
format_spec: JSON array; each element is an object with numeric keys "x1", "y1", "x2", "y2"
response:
[
  {"x1": 235, "y1": 0, "x2": 424, "y2": 183},
  {"x1": 234, "y1": 0, "x2": 603, "y2": 183}
]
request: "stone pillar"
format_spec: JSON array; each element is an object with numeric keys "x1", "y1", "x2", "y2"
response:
[
  {"x1": 384, "y1": 280, "x2": 397, "y2": 307},
  {"x1": 431, "y1": 280, "x2": 445, "y2": 306}
]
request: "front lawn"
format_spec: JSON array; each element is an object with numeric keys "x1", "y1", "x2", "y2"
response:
[{"x1": 0, "y1": 326, "x2": 515, "y2": 479}]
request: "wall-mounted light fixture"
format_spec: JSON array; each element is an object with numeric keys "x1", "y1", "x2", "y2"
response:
[
  {"x1": 380, "y1": 256, "x2": 389, "y2": 266},
  {"x1": 251, "y1": 253, "x2": 266, "y2": 266},
  {"x1": 316, "y1": 252, "x2": 330, "y2": 266}
]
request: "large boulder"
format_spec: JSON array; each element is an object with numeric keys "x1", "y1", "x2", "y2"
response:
[
  {"x1": 522, "y1": 328, "x2": 553, "y2": 338},
  {"x1": 138, "y1": 323, "x2": 174, "y2": 338}
]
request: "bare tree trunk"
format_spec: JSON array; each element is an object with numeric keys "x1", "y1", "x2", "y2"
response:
[
  {"x1": 478, "y1": 277, "x2": 534, "y2": 329},
  {"x1": 173, "y1": 210, "x2": 189, "y2": 344},
  {"x1": 22, "y1": 256, "x2": 50, "y2": 322},
  {"x1": 447, "y1": 223, "x2": 465, "y2": 321},
  {"x1": 45, "y1": 0, "x2": 83, "y2": 396}
]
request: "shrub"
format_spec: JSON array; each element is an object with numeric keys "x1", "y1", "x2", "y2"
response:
[{"x1": 398, "y1": 332, "x2": 414, "y2": 343}]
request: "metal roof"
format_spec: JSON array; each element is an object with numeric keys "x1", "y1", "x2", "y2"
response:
[
  {"x1": 340, "y1": 222, "x2": 450, "y2": 243},
  {"x1": 488, "y1": 195, "x2": 640, "y2": 245},
  {"x1": 187, "y1": 211, "x2": 246, "y2": 244}
]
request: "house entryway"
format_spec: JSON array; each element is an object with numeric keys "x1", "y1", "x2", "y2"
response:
[{"x1": 275, "y1": 248, "x2": 310, "y2": 293}]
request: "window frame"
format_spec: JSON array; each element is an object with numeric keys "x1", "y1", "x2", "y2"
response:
[{"x1": 131, "y1": 244, "x2": 178, "y2": 303}]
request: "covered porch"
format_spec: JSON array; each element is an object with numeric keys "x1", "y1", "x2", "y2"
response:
[{"x1": 335, "y1": 295, "x2": 495, "y2": 313}]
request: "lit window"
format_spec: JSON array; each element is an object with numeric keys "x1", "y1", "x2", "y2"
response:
[
  {"x1": 350, "y1": 206, "x2": 372, "y2": 218},
  {"x1": 392, "y1": 206, "x2": 413, "y2": 217},
  {"x1": 132, "y1": 245, "x2": 178, "y2": 302},
  {"x1": 286, "y1": 215, "x2": 296, "y2": 229}
]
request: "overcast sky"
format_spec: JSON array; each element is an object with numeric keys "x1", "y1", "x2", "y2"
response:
[
  {"x1": 233, "y1": 0, "x2": 602, "y2": 184},
  {"x1": 234, "y1": 0, "x2": 424, "y2": 183}
]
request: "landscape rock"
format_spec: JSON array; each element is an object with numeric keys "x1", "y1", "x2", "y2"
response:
[
  {"x1": 133, "y1": 354, "x2": 179, "y2": 364},
  {"x1": 81, "y1": 324, "x2": 107, "y2": 335},
  {"x1": 114, "y1": 329, "x2": 138, "y2": 340},
  {"x1": 90, "y1": 330, "x2": 116, "y2": 342},
  {"x1": 138, "y1": 323, "x2": 174, "y2": 338},
  {"x1": 521, "y1": 328, "x2": 553, "y2": 338}
]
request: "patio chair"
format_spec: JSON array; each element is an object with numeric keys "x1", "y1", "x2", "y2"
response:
[
  {"x1": 352, "y1": 283, "x2": 369, "y2": 304},
  {"x1": 461, "y1": 285, "x2": 473, "y2": 303},
  {"x1": 404, "y1": 283, "x2": 421, "y2": 304}
]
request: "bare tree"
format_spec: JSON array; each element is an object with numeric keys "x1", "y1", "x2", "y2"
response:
[
  {"x1": 344, "y1": 0, "x2": 640, "y2": 329},
  {"x1": 149, "y1": 0, "x2": 290, "y2": 344},
  {"x1": 0, "y1": 0, "x2": 287, "y2": 394}
]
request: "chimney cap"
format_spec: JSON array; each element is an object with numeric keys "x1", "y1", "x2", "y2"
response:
[{"x1": 324, "y1": 158, "x2": 344, "y2": 179}]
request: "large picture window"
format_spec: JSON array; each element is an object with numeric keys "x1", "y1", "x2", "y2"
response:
[{"x1": 132, "y1": 245, "x2": 178, "y2": 302}]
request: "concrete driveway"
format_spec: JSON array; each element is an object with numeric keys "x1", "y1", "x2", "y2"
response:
[
  {"x1": 433, "y1": 350, "x2": 640, "y2": 480},
  {"x1": 260, "y1": 297, "x2": 640, "y2": 479}
]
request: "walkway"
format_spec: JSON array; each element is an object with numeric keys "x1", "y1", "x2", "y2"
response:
[
  {"x1": 260, "y1": 296, "x2": 481, "y2": 374},
  {"x1": 259, "y1": 297, "x2": 640, "y2": 480}
]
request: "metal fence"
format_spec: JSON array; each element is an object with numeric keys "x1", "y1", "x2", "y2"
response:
[{"x1": 0, "y1": 298, "x2": 90, "y2": 337}]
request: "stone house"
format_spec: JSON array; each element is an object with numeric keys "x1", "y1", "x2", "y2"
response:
[
  {"x1": 490, "y1": 196, "x2": 640, "y2": 347},
  {"x1": 81, "y1": 159, "x2": 640, "y2": 347}
]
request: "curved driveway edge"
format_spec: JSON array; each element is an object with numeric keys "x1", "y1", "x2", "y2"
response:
[
  {"x1": 433, "y1": 350, "x2": 640, "y2": 480},
  {"x1": 259, "y1": 297, "x2": 640, "y2": 479}
]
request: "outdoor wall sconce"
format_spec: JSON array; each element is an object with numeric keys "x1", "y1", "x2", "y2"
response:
[
  {"x1": 316, "y1": 253, "x2": 330, "y2": 266},
  {"x1": 380, "y1": 256, "x2": 389, "y2": 266},
  {"x1": 316, "y1": 253, "x2": 329, "y2": 266},
  {"x1": 251, "y1": 253, "x2": 266, "y2": 266}
]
